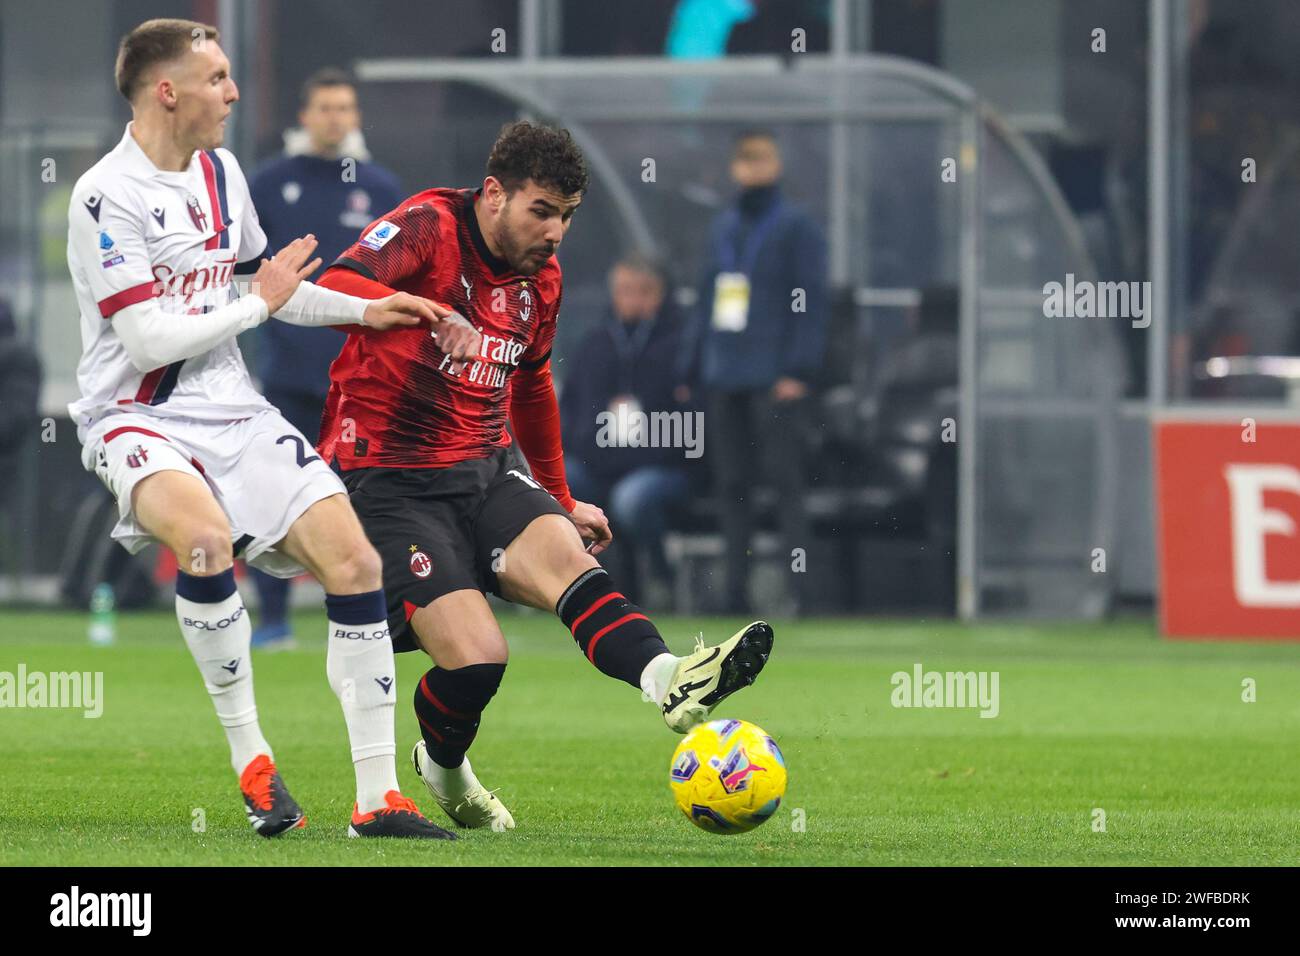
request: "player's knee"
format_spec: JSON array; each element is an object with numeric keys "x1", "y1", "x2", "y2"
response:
[
  {"x1": 178, "y1": 524, "x2": 233, "y2": 575},
  {"x1": 329, "y1": 542, "x2": 384, "y2": 593},
  {"x1": 352, "y1": 543, "x2": 384, "y2": 589},
  {"x1": 559, "y1": 540, "x2": 600, "y2": 581},
  {"x1": 471, "y1": 628, "x2": 509, "y2": 666}
]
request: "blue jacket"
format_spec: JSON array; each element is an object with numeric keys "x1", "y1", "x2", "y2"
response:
[
  {"x1": 248, "y1": 153, "x2": 402, "y2": 398},
  {"x1": 682, "y1": 183, "x2": 828, "y2": 391},
  {"x1": 560, "y1": 304, "x2": 700, "y2": 483}
]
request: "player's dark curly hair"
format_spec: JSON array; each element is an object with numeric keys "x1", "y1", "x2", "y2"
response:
[{"x1": 486, "y1": 121, "x2": 589, "y2": 198}]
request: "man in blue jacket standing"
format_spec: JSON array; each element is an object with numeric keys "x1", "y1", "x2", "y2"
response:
[
  {"x1": 247, "y1": 68, "x2": 402, "y2": 647},
  {"x1": 684, "y1": 130, "x2": 827, "y2": 614}
]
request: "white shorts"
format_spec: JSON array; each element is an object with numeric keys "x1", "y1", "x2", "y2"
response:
[{"x1": 83, "y1": 409, "x2": 346, "y2": 579}]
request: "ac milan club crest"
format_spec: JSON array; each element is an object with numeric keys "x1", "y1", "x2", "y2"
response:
[
  {"x1": 186, "y1": 193, "x2": 208, "y2": 232},
  {"x1": 409, "y1": 548, "x2": 432, "y2": 579},
  {"x1": 125, "y1": 445, "x2": 150, "y2": 469}
]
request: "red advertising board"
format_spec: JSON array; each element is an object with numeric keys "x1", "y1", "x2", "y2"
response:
[{"x1": 1155, "y1": 417, "x2": 1300, "y2": 638}]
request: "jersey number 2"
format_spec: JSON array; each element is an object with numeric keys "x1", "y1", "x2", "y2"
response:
[{"x1": 277, "y1": 434, "x2": 321, "y2": 468}]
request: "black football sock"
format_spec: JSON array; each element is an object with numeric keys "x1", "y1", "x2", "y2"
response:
[
  {"x1": 414, "y1": 663, "x2": 505, "y2": 769},
  {"x1": 555, "y1": 568, "x2": 670, "y2": 688}
]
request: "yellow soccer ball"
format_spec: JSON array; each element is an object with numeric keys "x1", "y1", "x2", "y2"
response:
[{"x1": 669, "y1": 719, "x2": 787, "y2": 834}]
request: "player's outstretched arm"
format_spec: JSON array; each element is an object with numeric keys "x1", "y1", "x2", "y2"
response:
[
  {"x1": 110, "y1": 234, "x2": 400, "y2": 372},
  {"x1": 113, "y1": 295, "x2": 269, "y2": 373},
  {"x1": 111, "y1": 234, "x2": 329, "y2": 372},
  {"x1": 257, "y1": 235, "x2": 439, "y2": 332},
  {"x1": 315, "y1": 264, "x2": 482, "y2": 359}
]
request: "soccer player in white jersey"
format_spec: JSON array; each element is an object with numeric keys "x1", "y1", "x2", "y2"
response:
[{"x1": 66, "y1": 18, "x2": 479, "y2": 840}]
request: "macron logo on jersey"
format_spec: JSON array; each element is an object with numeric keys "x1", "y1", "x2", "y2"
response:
[
  {"x1": 84, "y1": 194, "x2": 102, "y2": 222},
  {"x1": 360, "y1": 220, "x2": 400, "y2": 251}
]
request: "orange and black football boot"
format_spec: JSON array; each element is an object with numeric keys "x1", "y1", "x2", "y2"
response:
[
  {"x1": 347, "y1": 790, "x2": 457, "y2": 840},
  {"x1": 239, "y1": 753, "x2": 306, "y2": 837}
]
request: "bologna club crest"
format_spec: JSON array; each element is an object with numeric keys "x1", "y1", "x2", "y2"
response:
[
  {"x1": 186, "y1": 193, "x2": 208, "y2": 232},
  {"x1": 125, "y1": 445, "x2": 150, "y2": 469}
]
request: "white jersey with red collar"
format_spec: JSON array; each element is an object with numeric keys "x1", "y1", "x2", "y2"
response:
[{"x1": 66, "y1": 123, "x2": 271, "y2": 438}]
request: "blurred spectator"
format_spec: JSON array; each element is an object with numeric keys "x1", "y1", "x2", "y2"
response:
[
  {"x1": 246, "y1": 68, "x2": 402, "y2": 647},
  {"x1": 562, "y1": 253, "x2": 698, "y2": 605},
  {"x1": 682, "y1": 129, "x2": 827, "y2": 613},
  {"x1": 885, "y1": 286, "x2": 960, "y2": 387},
  {"x1": 0, "y1": 300, "x2": 41, "y2": 559},
  {"x1": 0, "y1": 299, "x2": 41, "y2": 459}
]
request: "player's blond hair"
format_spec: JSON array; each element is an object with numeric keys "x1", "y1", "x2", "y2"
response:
[{"x1": 115, "y1": 18, "x2": 219, "y2": 103}]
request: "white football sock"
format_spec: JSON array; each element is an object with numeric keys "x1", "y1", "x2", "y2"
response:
[
  {"x1": 326, "y1": 610, "x2": 400, "y2": 813},
  {"x1": 640, "y1": 652, "x2": 680, "y2": 703},
  {"x1": 176, "y1": 588, "x2": 271, "y2": 775}
]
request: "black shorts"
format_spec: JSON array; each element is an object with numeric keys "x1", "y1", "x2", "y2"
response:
[{"x1": 341, "y1": 446, "x2": 571, "y2": 652}]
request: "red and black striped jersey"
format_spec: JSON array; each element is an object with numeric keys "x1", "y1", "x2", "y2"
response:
[{"x1": 318, "y1": 187, "x2": 562, "y2": 470}]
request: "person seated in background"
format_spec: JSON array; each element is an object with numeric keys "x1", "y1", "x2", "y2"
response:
[
  {"x1": 560, "y1": 253, "x2": 698, "y2": 605},
  {"x1": 246, "y1": 68, "x2": 403, "y2": 648}
]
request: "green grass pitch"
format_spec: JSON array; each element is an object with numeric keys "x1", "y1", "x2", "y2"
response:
[{"x1": 1, "y1": 608, "x2": 1297, "y2": 866}]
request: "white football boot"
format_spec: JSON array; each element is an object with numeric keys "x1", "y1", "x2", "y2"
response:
[
  {"x1": 412, "y1": 742, "x2": 515, "y2": 830},
  {"x1": 660, "y1": 621, "x2": 775, "y2": 733}
]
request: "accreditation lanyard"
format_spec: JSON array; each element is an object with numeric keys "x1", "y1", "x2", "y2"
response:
[
  {"x1": 711, "y1": 199, "x2": 785, "y2": 333},
  {"x1": 718, "y1": 197, "x2": 785, "y2": 276}
]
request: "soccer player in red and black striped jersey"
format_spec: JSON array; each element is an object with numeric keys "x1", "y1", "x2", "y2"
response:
[{"x1": 316, "y1": 121, "x2": 773, "y2": 830}]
